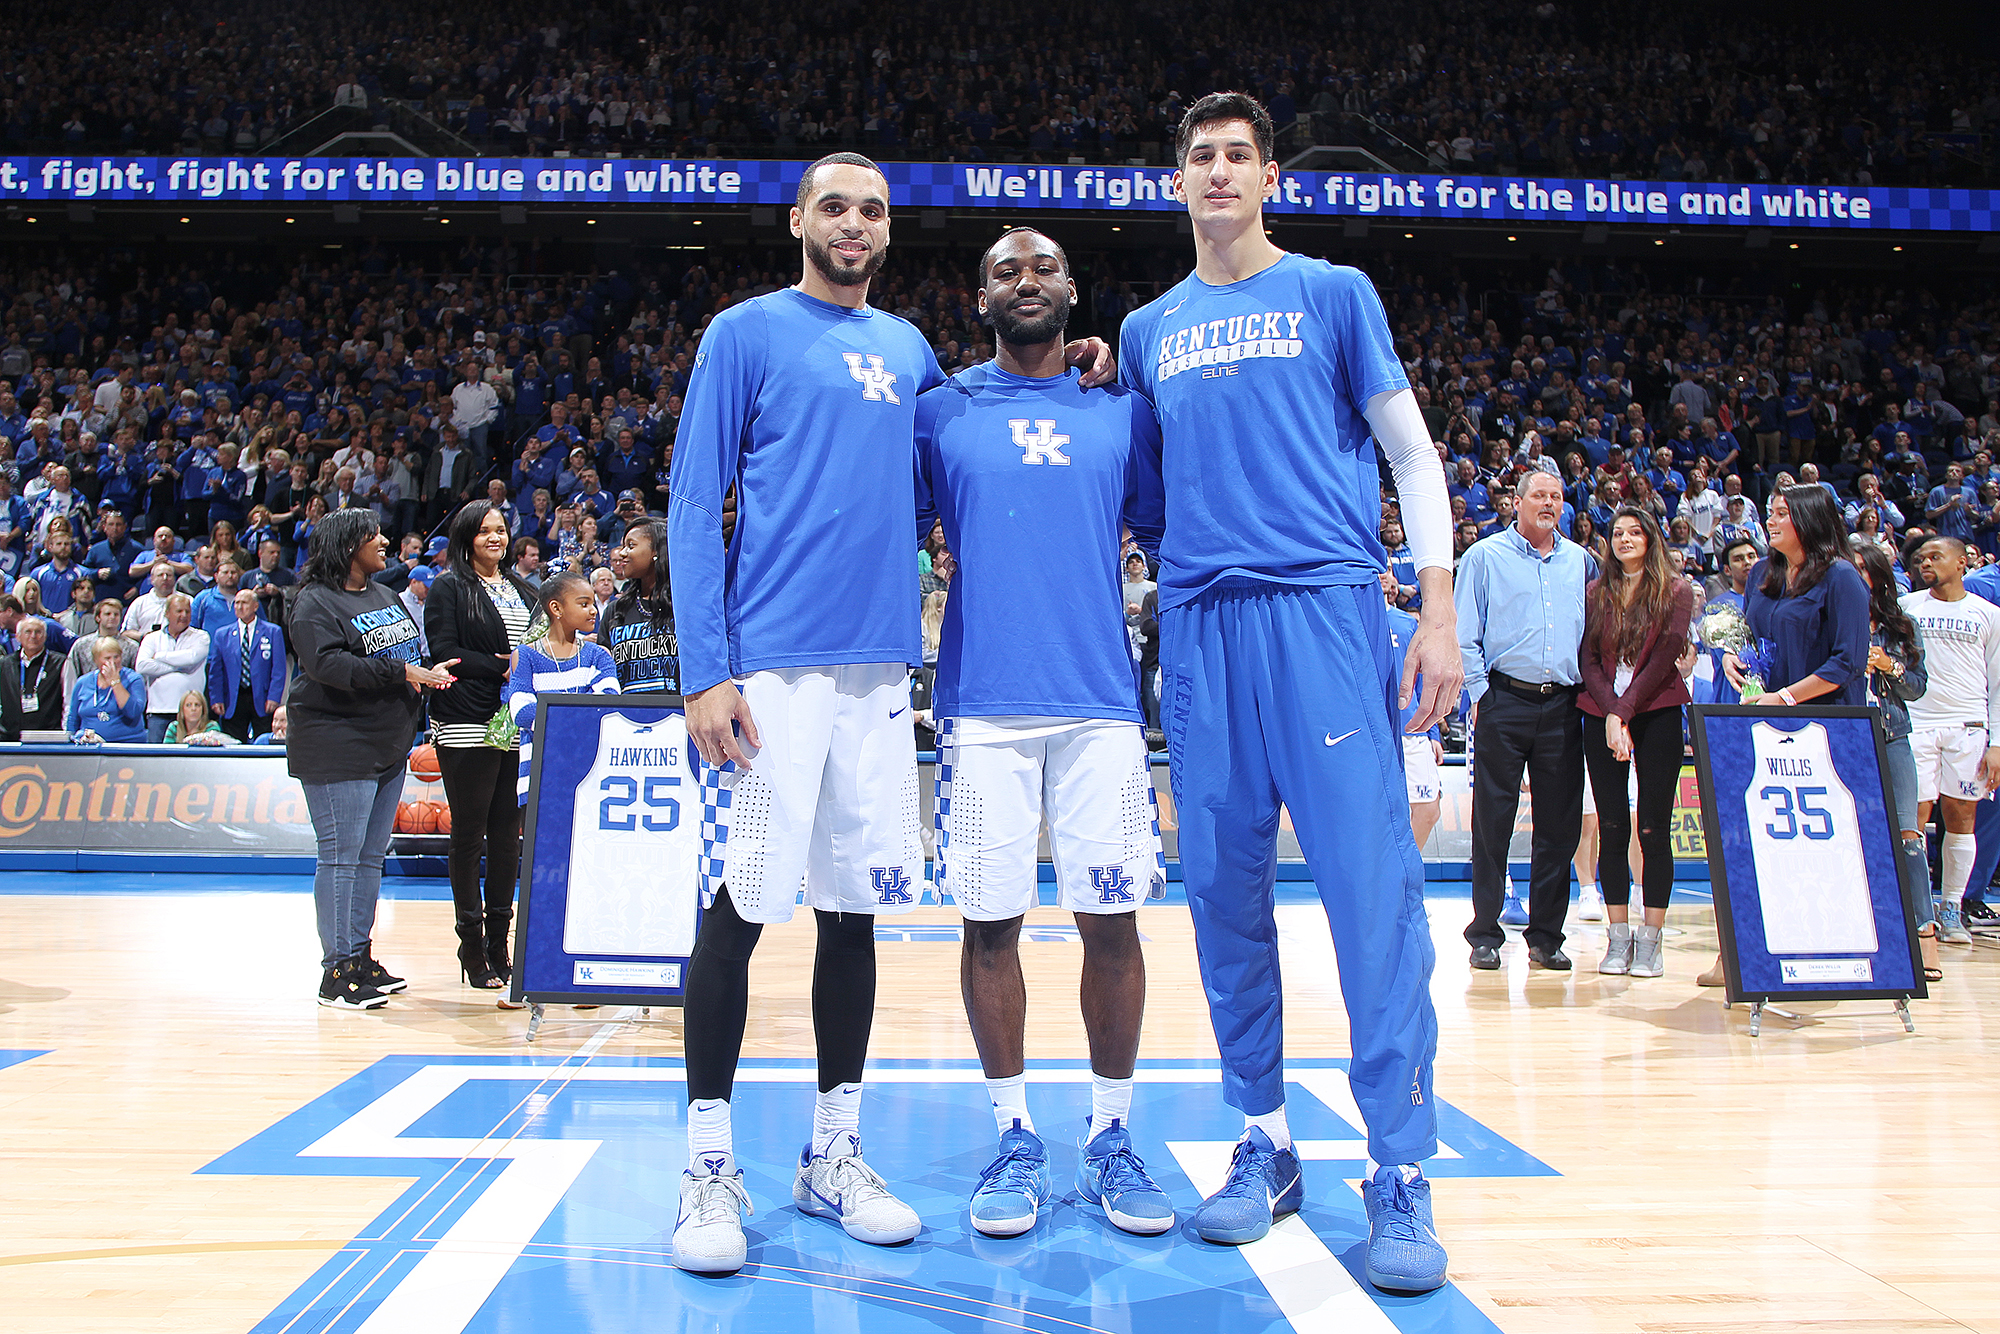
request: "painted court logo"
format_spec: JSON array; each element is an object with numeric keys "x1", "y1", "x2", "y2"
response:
[
  {"x1": 871, "y1": 865, "x2": 914, "y2": 904},
  {"x1": 842, "y1": 352, "x2": 901, "y2": 403},
  {"x1": 1009, "y1": 418, "x2": 1072, "y2": 465}
]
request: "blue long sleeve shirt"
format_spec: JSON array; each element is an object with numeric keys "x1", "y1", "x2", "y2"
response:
[
  {"x1": 67, "y1": 667, "x2": 148, "y2": 741},
  {"x1": 1745, "y1": 558, "x2": 1871, "y2": 706},
  {"x1": 1453, "y1": 525, "x2": 1590, "y2": 703},
  {"x1": 667, "y1": 287, "x2": 945, "y2": 692}
]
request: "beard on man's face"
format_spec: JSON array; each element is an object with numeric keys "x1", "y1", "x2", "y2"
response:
[
  {"x1": 988, "y1": 287, "x2": 1072, "y2": 345},
  {"x1": 805, "y1": 233, "x2": 885, "y2": 287}
]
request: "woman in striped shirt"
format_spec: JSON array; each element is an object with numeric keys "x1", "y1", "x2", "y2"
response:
[
  {"x1": 425, "y1": 500, "x2": 540, "y2": 995},
  {"x1": 507, "y1": 570, "x2": 621, "y2": 806}
]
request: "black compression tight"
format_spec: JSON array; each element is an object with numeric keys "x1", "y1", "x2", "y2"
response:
[{"x1": 682, "y1": 888, "x2": 877, "y2": 1100}]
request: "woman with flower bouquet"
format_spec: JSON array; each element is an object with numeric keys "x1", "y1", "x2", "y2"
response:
[{"x1": 1705, "y1": 486, "x2": 1872, "y2": 986}]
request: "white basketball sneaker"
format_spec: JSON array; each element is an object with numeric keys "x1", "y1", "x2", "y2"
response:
[
  {"x1": 673, "y1": 1151, "x2": 753, "y2": 1274},
  {"x1": 793, "y1": 1130, "x2": 921, "y2": 1245},
  {"x1": 1576, "y1": 885, "x2": 1605, "y2": 923}
]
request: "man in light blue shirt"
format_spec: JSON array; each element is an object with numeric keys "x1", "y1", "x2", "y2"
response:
[{"x1": 1454, "y1": 470, "x2": 1590, "y2": 970}]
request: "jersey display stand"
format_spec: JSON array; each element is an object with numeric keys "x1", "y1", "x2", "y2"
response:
[
  {"x1": 1690, "y1": 705, "x2": 1927, "y2": 1036},
  {"x1": 512, "y1": 695, "x2": 700, "y2": 1040}
]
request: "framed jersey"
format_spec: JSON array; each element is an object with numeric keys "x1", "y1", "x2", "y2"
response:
[
  {"x1": 1690, "y1": 705, "x2": 1927, "y2": 1012},
  {"x1": 513, "y1": 695, "x2": 701, "y2": 1008}
]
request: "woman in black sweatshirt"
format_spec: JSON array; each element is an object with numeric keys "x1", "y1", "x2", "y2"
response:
[
  {"x1": 425, "y1": 499, "x2": 539, "y2": 996},
  {"x1": 289, "y1": 508, "x2": 458, "y2": 1010}
]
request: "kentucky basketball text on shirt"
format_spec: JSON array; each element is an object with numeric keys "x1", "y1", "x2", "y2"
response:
[
  {"x1": 1117, "y1": 255, "x2": 1410, "y2": 611},
  {"x1": 1899, "y1": 588, "x2": 2000, "y2": 729},
  {"x1": 351, "y1": 606, "x2": 421, "y2": 662},
  {"x1": 667, "y1": 286, "x2": 946, "y2": 692},
  {"x1": 915, "y1": 363, "x2": 1165, "y2": 721}
]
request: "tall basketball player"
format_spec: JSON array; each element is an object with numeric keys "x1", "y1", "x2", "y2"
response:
[
  {"x1": 1117, "y1": 94, "x2": 1460, "y2": 1292},
  {"x1": 915, "y1": 227, "x2": 1172, "y2": 1238},
  {"x1": 666, "y1": 154, "x2": 1112, "y2": 1274}
]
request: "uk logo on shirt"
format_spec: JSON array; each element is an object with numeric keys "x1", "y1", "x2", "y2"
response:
[
  {"x1": 1009, "y1": 418, "x2": 1071, "y2": 465},
  {"x1": 842, "y1": 353, "x2": 901, "y2": 404}
]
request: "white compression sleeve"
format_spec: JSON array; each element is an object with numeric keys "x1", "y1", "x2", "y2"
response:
[{"x1": 1366, "y1": 387, "x2": 1451, "y2": 574}]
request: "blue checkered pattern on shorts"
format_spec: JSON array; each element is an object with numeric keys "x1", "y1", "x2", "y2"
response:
[{"x1": 698, "y1": 758, "x2": 732, "y2": 909}]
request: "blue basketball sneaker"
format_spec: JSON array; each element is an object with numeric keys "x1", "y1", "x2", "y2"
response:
[
  {"x1": 968, "y1": 1121, "x2": 1051, "y2": 1238},
  {"x1": 1498, "y1": 889, "x2": 1530, "y2": 927},
  {"x1": 1076, "y1": 1118, "x2": 1175, "y2": 1236},
  {"x1": 1190, "y1": 1127, "x2": 1303, "y2": 1244},
  {"x1": 1362, "y1": 1164, "x2": 1448, "y2": 1293}
]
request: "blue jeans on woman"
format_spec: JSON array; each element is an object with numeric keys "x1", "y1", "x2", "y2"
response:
[
  {"x1": 1883, "y1": 735, "x2": 1935, "y2": 928},
  {"x1": 304, "y1": 770, "x2": 405, "y2": 969}
]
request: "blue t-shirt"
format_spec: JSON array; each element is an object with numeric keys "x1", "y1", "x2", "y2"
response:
[
  {"x1": 668, "y1": 287, "x2": 946, "y2": 691},
  {"x1": 1117, "y1": 253, "x2": 1408, "y2": 612},
  {"x1": 915, "y1": 363, "x2": 1165, "y2": 722}
]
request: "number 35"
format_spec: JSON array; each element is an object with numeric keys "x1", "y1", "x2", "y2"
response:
[
  {"x1": 1759, "y1": 785, "x2": 1834, "y2": 840},
  {"x1": 599, "y1": 774, "x2": 681, "y2": 831}
]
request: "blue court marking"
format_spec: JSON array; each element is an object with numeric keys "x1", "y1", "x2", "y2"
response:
[
  {"x1": 0, "y1": 1049, "x2": 49, "y2": 1072},
  {"x1": 205, "y1": 1055, "x2": 1552, "y2": 1334}
]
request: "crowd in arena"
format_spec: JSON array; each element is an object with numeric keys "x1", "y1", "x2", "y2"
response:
[
  {"x1": 12, "y1": 0, "x2": 1996, "y2": 185},
  {"x1": 1, "y1": 227, "x2": 1996, "y2": 754}
]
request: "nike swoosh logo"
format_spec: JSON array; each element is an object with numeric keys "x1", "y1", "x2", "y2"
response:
[
  {"x1": 811, "y1": 1186, "x2": 845, "y2": 1213},
  {"x1": 1324, "y1": 729, "x2": 1359, "y2": 747},
  {"x1": 1164, "y1": 298, "x2": 1187, "y2": 316},
  {"x1": 890, "y1": 706, "x2": 908, "y2": 720}
]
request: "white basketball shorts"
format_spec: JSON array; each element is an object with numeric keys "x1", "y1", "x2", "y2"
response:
[
  {"x1": 1911, "y1": 724, "x2": 1989, "y2": 804},
  {"x1": 697, "y1": 663, "x2": 925, "y2": 924},
  {"x1": 1402, "y1": 733, "x2": 1441, "y2": 804},
  {"x1": 935, "y1": 715, "x2": 1165, "y2": 922}
]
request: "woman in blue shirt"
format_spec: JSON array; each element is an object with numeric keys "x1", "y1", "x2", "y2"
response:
[
  {"x1": 1725, "y1": 485, "x2": 1870, "y2": 707},
  {"x1": 67, "y1": 635, "x2": 148, "y2": 743}
]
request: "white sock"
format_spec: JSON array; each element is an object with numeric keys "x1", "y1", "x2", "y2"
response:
[
  {"x1": 1243, "y1": 1105, "x2": 1292, "y2": 1150},
  {"x1": 1366, "y1": 1159, "x2": 1426, "y2": 1183},
  {"x1": 1944, "y1": 832, "x2": 1976, "y2": 906},
  {"x1": 688, "y1": 1098, "x2": 732, "y2": 1170},
  {"x1": 986, "y1": 1073, "x2": 1033, "y2": 1136},
  {"x1": 1089, "y1": 1072, "x2": 1134, "y2": 1134},
  {"x1": 812, "y1": 1082, "x2": 863, "y2": 1153}
]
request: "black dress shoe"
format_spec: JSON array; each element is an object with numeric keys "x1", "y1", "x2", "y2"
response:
[
  {"x1": 1469, "y1": 944, "x2": 1501, "y2": 970},
  {"x1": 1527, "y1": 945, "x2": 1572, "y2": 970}
]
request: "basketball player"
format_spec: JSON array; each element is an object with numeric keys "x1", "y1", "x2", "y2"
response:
[
  {"x1": 666, "y1": 154, "x2": 1113, "y2": 1274},
  {"x1": 915, "y1": 227, "x2": 1172, "y2": 1238},
  {"x1": 1384, "y1": 571, "x2": 1444, "y2": 853},
  {"x1": 1899, "y1": 537, "x2": 2000, "y2": 945},
  {"x1": 1118, "y1": 93, "x2": 1459, "y2": 1293}
]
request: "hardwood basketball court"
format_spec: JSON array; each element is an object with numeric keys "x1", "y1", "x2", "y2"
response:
[{"x1": 3, "y1": 879, "x2": 1996, "y2": 1333}]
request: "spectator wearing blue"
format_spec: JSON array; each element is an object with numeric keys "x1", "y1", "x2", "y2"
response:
[
  {"x1": 511, "y1": 436, "x2": 559, "y2": 500},
  {"x1": 1927, "y1": 463, "x2": 1978, "y2": 541},
  {"x1": 27, "y1": 528, "x2": 82, "y2": 614},
  {"x1": 98, "y1": 429, "x2": 147, "y2": 518},
  {"x1": 1383, "y1": 515, "x2": 1421, "y2": 612},
  {"x1": 250, "y1": 704, "x2": 288, "y2": 746},
  {"x1": 571, "y1": 469, "x2": 616, "y2": 526},
  {"x1": 1778, "y1": 384, "x2": 1815, "y2": 468},
  {"x1": 1448, "y1": 457, "x2": 1492, "y2": 524},
  {"x1": 85, "y1": 509, "x2": 143, "y2": 602},
  {"x1": 206, "y1": 586, "x2": 285, "y2": 741},
  {"x1": 535, "y1": 403, "x2": 581, "y2": 456},
  {"x1": 175, "y1": 431, "x2": 217, "y2": 529},
  {"x1": 189, "y1": 556, "x2": 244, "y2": 636},
  {"x1": 204, "y1": 443, "x2": 249, "y2": 531},
  {"x1": 1844, "y1": 474, "x2": 1905, "y2": 533},
  {"x1": 601, "y1": 428, "x2": 650, "y2": 496},
  {"x1": 66, "y1": 634, "x2": 147, "y2": 744},
  {"x1": 505, "y1": 570, "x2": 620, "y2": 803},
  {"x1": 1644, "y1": 447, "x2": 1686, "y2": 520}
]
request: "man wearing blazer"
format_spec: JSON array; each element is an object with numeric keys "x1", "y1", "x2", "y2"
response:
[
  {"x1": 7, "y1": 616, "x2": 66, "y2": 732},
  {"x1": 206, "y1": 588, "x2": 285, "y2": 741}
]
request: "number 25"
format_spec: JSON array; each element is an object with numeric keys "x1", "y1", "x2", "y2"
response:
[{"x1": 599, "y1": 774, "x2": 681, "y2": 831}]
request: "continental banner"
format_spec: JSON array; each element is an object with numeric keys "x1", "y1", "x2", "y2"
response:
[{"x1": 0, "y1": 746, "x2": 313, "y2": 855}]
